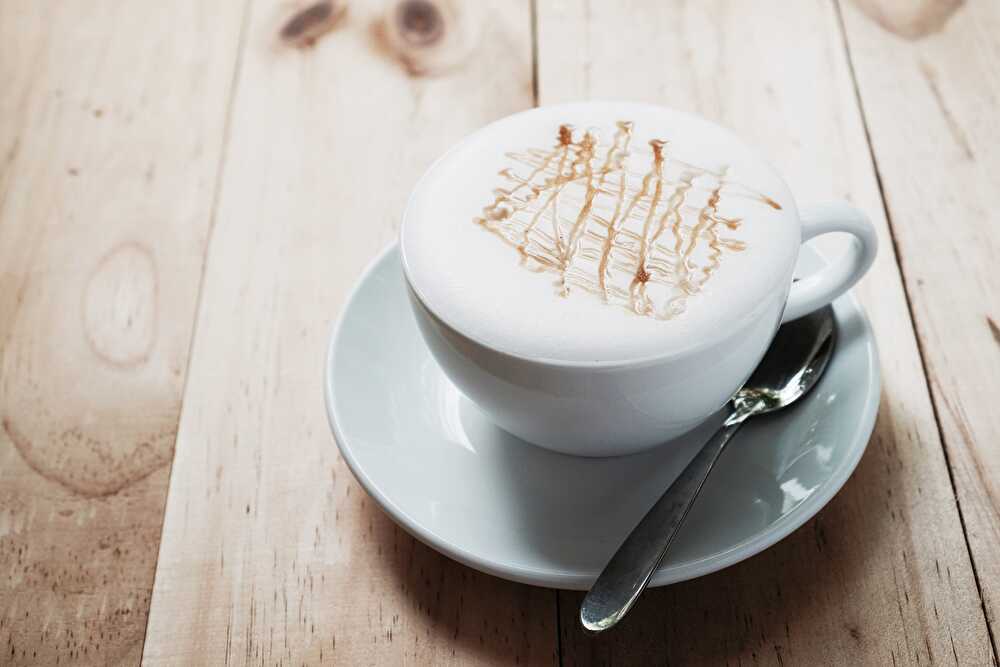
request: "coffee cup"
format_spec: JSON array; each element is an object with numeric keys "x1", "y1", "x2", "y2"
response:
[{"x1": 400, "y1": 101, "x2": 876, "y2": 456}]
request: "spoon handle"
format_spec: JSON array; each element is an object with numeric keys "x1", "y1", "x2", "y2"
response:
[{"x1": 580, "y1": 417, "x2": 745, "y2": 633}]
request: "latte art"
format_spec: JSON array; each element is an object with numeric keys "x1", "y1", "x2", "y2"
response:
[
  {"x1": 400, "y1": 102, "x2": 800, "y2": 363},
  {"x1": 475, "y1": 122, "x2": 782, "y2": 320},
  {"x1": 398, "y1": 102, "x2": 875, "y2": 455}
]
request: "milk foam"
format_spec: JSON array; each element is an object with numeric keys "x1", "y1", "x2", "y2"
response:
[{"x1": 401, "y1": 102, "x2": 800, "y2": 363}]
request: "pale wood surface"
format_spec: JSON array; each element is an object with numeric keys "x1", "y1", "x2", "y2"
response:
[
  {"x1": 0, "y1": 1, "x2": 245, "y2": 663},
  {"x1": 0, "y1": 0, "x2": 997, "y2": 665},
  {"x1": 141, "y1": 1, "x2": 555, "y2": 664},
  {"x1": 537, "y1": 1, "x2": 995, "y2": 663},
  {"x1": 841, "y1": 0, "x2": 1000, "y2": 639}
]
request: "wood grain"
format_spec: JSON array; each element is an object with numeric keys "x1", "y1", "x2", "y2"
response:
[
  {"x1": 141, "y1": 0, "x2": 555, "y2": 664},
  {"x1": 535, "y1": 0, "x2": 996, "y2": 663},
  {"x1": 840, "y1": 0, "x2": 1000, "y2": 646},
  {"x1": 3, "y1": 0, "x2": 995, "y2": 663},
  {"x1": 0, "y1": 1, "x2": 246, "y2": 664}
]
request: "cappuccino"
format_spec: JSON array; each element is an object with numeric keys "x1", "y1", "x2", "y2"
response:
[{"x1": 401, "y1": 102, "x2": 799, "y2": 364}]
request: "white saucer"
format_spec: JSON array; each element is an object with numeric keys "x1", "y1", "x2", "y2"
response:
[{"x1": 325, "y1": 244, "x2": 880, "y2": 590}]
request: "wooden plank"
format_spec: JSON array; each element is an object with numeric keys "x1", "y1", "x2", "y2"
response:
[
  {"x1": 0, "y1": 2, "x2": 246, "y2": 664},
  {"x1": 840, "y1": 0, "x2": 1000, "y2": 645},
  {"x1": 141, "y1": 0, "x2": 556, "y2": 664},
  {"x1": 536, "y1": 0, "x2": 996, "y2": 664}
]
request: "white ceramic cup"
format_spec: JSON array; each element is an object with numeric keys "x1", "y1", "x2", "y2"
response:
[{"x1": 400, "y1": 102, "x2": 877, "y2": 456}]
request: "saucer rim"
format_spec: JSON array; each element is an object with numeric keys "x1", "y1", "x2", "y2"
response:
[{"x1": 325, "y1": 242, "x2": 881, "y2": 589}]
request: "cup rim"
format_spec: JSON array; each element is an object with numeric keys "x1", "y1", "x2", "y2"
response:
[{"x1": 399, "y1": 100, "x2": 797, "y2": 369}]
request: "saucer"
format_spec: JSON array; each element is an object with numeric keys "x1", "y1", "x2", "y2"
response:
[{"x1": 324, "y1": 244, "x2": 880, "y2": 589}]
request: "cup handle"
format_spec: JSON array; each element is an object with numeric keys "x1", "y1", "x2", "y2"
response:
[{"x1": 781, "y1": 201, "x2": 878, "y2": 323}]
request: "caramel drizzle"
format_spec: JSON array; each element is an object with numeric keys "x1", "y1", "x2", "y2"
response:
[
  {"x1": 475, "y1": 122, "x2": 781, "y2": 319},
  {"x1": 558, "y1": 126, "x2": 630, "y2": 296},
  {"x1": 627, "y1": 139, "x2": 667, "y2": 316},
  {"x1": 640, "y1": 164, "x2": 694, "y2": 317}
]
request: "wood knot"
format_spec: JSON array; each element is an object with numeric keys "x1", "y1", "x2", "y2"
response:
[
  {"x1": 83, "y1": 242, "x2": 157, "y2": 367},
  {"x1": 280, "y1": 1, "x2": 347, "y2": 48},
  {"x1": 849, "y1": 0, "x2": 964, "y2": 40},
  {"x1": 374, "y1": 0, "x2": 478, "y2": 76},
  {"x1": 397, "y1": 0, "x2": 443, "y2": 46}
]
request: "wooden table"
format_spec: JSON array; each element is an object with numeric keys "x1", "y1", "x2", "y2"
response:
[{"x1": 2, "y1": 0, "x2": 997, "y2": 664}]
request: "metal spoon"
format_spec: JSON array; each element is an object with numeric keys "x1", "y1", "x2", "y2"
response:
[{"x1": 580, "y1": 306, "x2": 837, "y2": 633}]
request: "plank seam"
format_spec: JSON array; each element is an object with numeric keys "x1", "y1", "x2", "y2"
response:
[
  {"x1": 137, "y1": 0, "x2": 256, "y2": 662},
  {"x1": 530, "y1": 0, "x2": 540, "y2": 107},
  {"x1": 555, "y1": 590, "x2": 564, "y2": 667},
  {"x1": 832, "y1": 1, "x2": 1000, "y2": 661}
]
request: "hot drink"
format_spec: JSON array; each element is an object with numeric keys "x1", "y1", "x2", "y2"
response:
[
  {"x1": 402, "y1": 104, "x2": 798, "y2": 363},
  {"x1": 399, "y1": 102, "x2": 876, "y2": 455}
]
